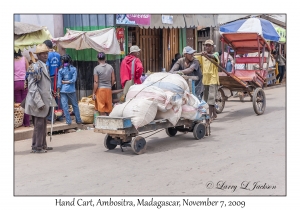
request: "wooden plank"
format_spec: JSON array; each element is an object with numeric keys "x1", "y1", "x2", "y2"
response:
[
  {"x1": 146, "y1": 34, "x2": 148, "y2": 72},
  {"x1": 156, "y1": 30, "x2": 159, "y2": 71},
  {"x1": 136, "y1": 27, "x2": 140, "y2": 46}
]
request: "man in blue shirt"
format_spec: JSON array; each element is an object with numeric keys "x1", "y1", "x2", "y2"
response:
[
  {"x1": 43, "y1": 40, "x2": 63, "y2": 122},
  {"x1": 57, "y1": 54, "x2": 82, "y2": 125}
]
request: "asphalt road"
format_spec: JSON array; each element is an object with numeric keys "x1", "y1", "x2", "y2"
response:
[{"x1": 14, "y1": 86, "x2": 286, "y2": 196}]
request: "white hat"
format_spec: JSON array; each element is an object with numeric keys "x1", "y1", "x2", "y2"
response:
[
  {"x1": 183, "y1": 46, "x2": 196, "y2": 54},
  {"x1": 130, "y1": 45, "x2": 141, "y2": 53}
]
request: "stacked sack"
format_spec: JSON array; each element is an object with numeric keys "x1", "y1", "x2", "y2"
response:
[
  {"x1": 110, "y1": 72, "x2": 208, "y2": 128},
  {"x1": 78, "y1": 97, "x2": 95, "y2": 124}
]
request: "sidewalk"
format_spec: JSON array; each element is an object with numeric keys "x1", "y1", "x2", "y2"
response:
[{"x1": 14, "y1": 117, "x2": 93, "y2": 141}]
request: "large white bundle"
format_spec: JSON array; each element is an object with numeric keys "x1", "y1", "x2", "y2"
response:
[
  {"x1": 126, "y1": 84, "x2": 171, "y2": 112},
  {"x1": 181, "y1": 95, "x2": 208, "y2": 120},
  {"x1": 155, "y1": 107, "x2": 182, "y2": 126},
  {"x1": 109, "y1": 99, "x2": 157, "y2": 128},
  {"x1": 143, "y1": 72, "x2": 190, "y2": 94},
  {"x1": 181, "y1": 105, "x2": 201, "y2": 120},
  {"x1": 185, "y1": 93, "x2": 208, "y2": 108}
]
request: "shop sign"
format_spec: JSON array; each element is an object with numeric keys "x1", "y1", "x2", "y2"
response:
[
  {"x1": 116, "y1": 28, "x2": 125, "y2": 55},
  {"x1": 116, "y1": 14, "x2": 151, "y2": 26},
  {"x1": 162, "y1": 15, "x2": 173, "y2": 24}
]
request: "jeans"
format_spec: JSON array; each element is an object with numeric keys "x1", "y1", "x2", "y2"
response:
[
  {"x1": 47, "y1": 77, "x2": 64, "y2": 121},
  {"x1": 276, "y1": 65, "x2": 285, "y2": 83},
  {"x1": 60, "y1": 92, "x2": 82, "y2": 125},
  {"x1": 14, "y1": 80, "x2": 30, "y2": 126}
]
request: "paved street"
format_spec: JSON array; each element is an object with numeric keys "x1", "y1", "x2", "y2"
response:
[{"x1": 14, "y1": 86, "x2": 286, "y2": 196}]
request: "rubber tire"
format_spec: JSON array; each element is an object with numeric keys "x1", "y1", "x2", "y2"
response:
[
  {"x1": 104, "y1": 134, "x2": 117, "y2": 150},
  {"x1": 131, "y1": 136, "x2": 147, "y2": 155},
  {"x1": 166, "y1": 127, "x2": 177, "y2": 137},
  {"x1": 216, "y1": 88, "x2": 226, "y2": 114},
  {"x1": 193, "y1": 123, "x2": 206, "y2": 140},
  {"x1": 253, "y1": 88, "x2": 266, "y2": 115}
]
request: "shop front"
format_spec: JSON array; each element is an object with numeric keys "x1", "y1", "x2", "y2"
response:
[{"x1": 117, "y1": 14, "x2": 216, "y2": 72}]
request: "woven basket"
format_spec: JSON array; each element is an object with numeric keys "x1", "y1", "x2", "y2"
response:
[{"x1": 14, "y1": 104, "x2": 24, "y2": 128}]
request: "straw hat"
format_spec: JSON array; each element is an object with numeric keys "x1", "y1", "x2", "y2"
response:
[{"x1": 34, "y1": 44, "x2": 49, "y2": 54}]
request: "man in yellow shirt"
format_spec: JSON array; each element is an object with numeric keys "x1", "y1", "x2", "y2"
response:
[{"x1": 195, "y1": 39, "x2": 219, "y2": 122}]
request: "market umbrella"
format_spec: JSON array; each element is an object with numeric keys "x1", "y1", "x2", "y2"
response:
[{"x1": 219, "y1": 18, "x2": 280, "y2": 42}]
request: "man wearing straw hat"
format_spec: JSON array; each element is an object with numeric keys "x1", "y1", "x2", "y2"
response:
[{"x1": 24, "y1": 43, "x2": 57, "y2": 153}]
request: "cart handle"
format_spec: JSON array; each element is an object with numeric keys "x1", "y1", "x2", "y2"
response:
[{"x1": 194, "y1": 53, "x2": 248, "y2": 87}]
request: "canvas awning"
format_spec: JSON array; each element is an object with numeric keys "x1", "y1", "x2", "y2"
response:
[
  {"x1": 141, "y1": 15, "x2": 185, "y2": 28},
  {"x1": 14, "y1": 22, "x2": 53, "y2": 52},
  {"x1": 52, "y1": 28, "x2": 121, "y2": 54},
  {"x1": 184, "y1": 15, "x2": 217, "y2": 28},
  {"x1": 14, "y1": 22, "x2": 44, "y2": 35}
]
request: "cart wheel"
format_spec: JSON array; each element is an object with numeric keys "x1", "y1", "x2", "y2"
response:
[
  {"x1": 215, "y1": 88, "x2": 225, "y2": 114},
  {"x1": 104, "y1": 134, "x2": 117, "y2": 150},
  {"x1": 253, "y1": 88, "x2": 266, "y2": 115},
  {"x1": 193, "y1": 123, "x2": 206, "y2": 140},
  {"x1": 166, "y1": 127, "x2": 177, "y2": 137},
  {"x1": 131, "y1": 136, "x2": 147, "y2": 155}
]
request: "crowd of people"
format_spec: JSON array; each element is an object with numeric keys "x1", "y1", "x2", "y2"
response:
[{"x1": 14, "y1": 38, "x2": 285, "y2": 153}]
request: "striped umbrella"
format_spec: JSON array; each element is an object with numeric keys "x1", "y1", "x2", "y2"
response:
[{"x1": 220, "y1": 18, "x2": 280, "y2": 42}]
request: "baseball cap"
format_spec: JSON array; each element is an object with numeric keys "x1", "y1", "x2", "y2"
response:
[
  {"x1": 183, "y1": 46, "x2": 196, "y2": 54},
  {"x1": 204, "y1": 39, "x2": 214, "y2": 45}
]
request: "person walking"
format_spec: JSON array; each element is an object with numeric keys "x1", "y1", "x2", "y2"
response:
[
  {"x1": 56, "y1": 54, "x2": 82, "y2": 125},
  {"x1": 275, "y1": 51, "x2": 286, "y2": 84},
  {"x1": 170, "y1": 46, "x2": 203, "y2": 100},
  {"x1": 43, "y1": 40, "x2": 63, "y2": 123},
  {"x1": 14, "y1": 49, "x2": 30, "y2": 127},
  {"x1": 93, "y1": 52, "x2": 116, "y2": 116},
  {"x1": 196, "y1": 39, "x2": 220, "y2": 122},
  {"x1": 120, "y1": 45, "x2": 144, "y2": 88},
  {"x1": 24, "y1": 44, "x2": 56, "y2": 153}
]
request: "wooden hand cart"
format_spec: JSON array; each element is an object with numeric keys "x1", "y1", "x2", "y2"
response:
[
  {"x1": 94, "y1": 75, "x2": 210, "y2": 155},
  {"x1": 197, "y1": 33, "x2": 270, "y2": 115}
]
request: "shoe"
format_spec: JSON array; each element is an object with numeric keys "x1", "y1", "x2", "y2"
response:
[
  {"x1": 30, "y1": 150, "x2": 36, "y2": 153},
  {"x1": 35, "y1": 149, "x2": 47, "y2": 153},
  {"x1": 47, "y1": 120, "x2": 55, "y2": 124},
  {"x1": 56, "y1": 117, "x2": 65, "y2": 122},
  {"x1": 44, "y1": 147, "x2": 53, "y2": 150}
]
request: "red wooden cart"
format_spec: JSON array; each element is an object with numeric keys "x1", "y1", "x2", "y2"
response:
[{"x1": 204, "y1": 32, "x2": 271, "y2": 115}]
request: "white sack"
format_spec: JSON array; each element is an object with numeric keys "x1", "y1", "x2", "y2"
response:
[{"x1": 110, "y1": 99, "x2": 157, "y2": 128}]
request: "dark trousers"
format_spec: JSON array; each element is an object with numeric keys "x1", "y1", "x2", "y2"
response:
[
  {"x1": 32, "y1": 113, "x2": 49, "y2": 150},
  {"x1": 276, "y1": 65, "x2": 285, "y2": 83}
]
